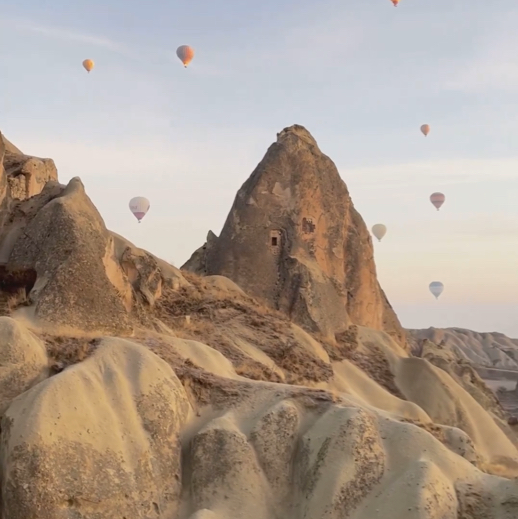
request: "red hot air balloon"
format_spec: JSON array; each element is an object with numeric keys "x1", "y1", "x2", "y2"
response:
[
  {"x1": 176, "y1": 45, "x2": 194, "y2": 67},
  {"x1": 430, "y1": 192, "x2": 445, "y2": 211}
]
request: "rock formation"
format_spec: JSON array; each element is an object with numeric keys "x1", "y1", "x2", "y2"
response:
[
  {"x1": 0, "y1": 132, "x2": 58, "y2": 229},
  {"x1": 408, "y1": 327, "x2": 518, "y2": 369},
  {"x1": 1, "y1": 338, "x2": 192, "y2": 518},
  {"x1": 1, "y1": 319, "x2": 518, "y2": 519},
  {"x1": 0, "y1": 129, "x2": 517, "y2": 518},
  {"x1": 0, "y1": 139, "x2": 186, "y2": 333},
  {"x1": 183, "y1": 125, "x2": 406, "y2": 348}
]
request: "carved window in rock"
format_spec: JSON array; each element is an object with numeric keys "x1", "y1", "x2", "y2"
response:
[
  {"x1": 269, "y1": 230, "x2": 282, "y2": 255},
  {"x1": 302, "y1": 217, "x2": 316, "y2": 234}
]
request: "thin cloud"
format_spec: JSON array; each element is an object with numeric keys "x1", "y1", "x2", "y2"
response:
[
  {"x1": 389, "y1": 214, "x2": 518, "y2": 241},
  {"x1": 445, "y1": 56, "x2": 518, "y2": 93},
  {"x1": 449, "y1": 220, "x2": 518, "y2": 239},
  {"x1": 1, "y1": 17, "x2": 177, "y2": 65},
  {"x1": 3, "y1": 17, "x2": 128, "y2": 53},
  {"x1": 342, "y1": 158, "x2": 518, "y2": 191},
  {"x1": 2, "y1": 16, "x2": 229, "y2": 74},
  {"x1": 442, "y1": 16, "x2": 518, "y2": 93}
]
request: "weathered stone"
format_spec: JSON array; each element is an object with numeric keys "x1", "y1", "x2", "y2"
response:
[
  {"x1": 0, "y1": 338, "x2": 192, "y2": 519},
  {"x1": 183, "y1": 125, "x2": 406, "y2": 347},
  {"x1": 0, "y1": 133, "x2": 57, "y2": 230},
  {"x1": 0, "y1": 317, "x2": 49, "y2": 415},
  {"x1": 3, "y1": 177, "x2": 132, "y2": 334}
]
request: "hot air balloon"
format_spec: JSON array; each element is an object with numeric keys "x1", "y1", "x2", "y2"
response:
[
  {"x1": 390, "y1": 0, "x2": 400, "y2": 5},
  {"x1": 429, "y1": 281, "x2": 444, "y2": 299},
  {"x1": 420, "y1": 124, "x2": 430, "y2": 136},
  {"x1": 129, "y1": 197, "x2": 150, "y2": 223},
  {"x1": 371, "y1": 224, "x2": 387, "y2": 242},
  {"x1": 430, "y1": 192, "x2": 445, "y2": 211},
  {"x1": 176, "y1": 45, "x2": 194, "y2": 67},
  {"x1": 82, "y1": 59, "x2": 94, "y2": 72}
]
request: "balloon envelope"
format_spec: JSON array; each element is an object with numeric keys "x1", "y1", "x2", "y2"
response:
[
  {"x1": 176, "y1": 45, "x2": 194, "y2": 67},
  {"x1": 429, "y1": 281, "x2": 444, "y2": 299},
  {"x1": 371, "y1": 224, "x2": 387, "y2": 242},
  {"x1": 129, "y1": 197, "x2": 150, "y2": 222},
  {"x1": 390, "y1": 0, "x2": 400, "y2": 5},
  {"x1": 82, "y1": 59, "x2": 94, "y2": 72},
  {"x1": 430, "y1": 192, "x2": 445, "y2": 210},
  {"x1": 420, "y1": 124, "x2": 430, "y2": 136}
]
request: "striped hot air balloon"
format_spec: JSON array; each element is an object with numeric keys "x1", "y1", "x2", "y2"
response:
[
  {"x1": 429, "y1": 281, "x2": 444, "y2": 299},
  {"x1": 430, "y1": 192, "x2": 445, "y2": 211},
  {"x1": 129, "y1": 197, "x2": 150, "y2": 223}
]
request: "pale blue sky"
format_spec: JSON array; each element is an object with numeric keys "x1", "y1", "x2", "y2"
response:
[{"x1": 2, "y1": 0, "x2": 518, "y2": 336}]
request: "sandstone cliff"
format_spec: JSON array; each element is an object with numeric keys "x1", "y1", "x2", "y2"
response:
[
  {"x1": 182, "y1": 125, "x2": 406, "y2": 348},
  {"x1": 0, "y1": 130, "x2": 517, "y2": 519}
]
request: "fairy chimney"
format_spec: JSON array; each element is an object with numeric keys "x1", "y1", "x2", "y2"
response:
[{"x1": 183, "y1": 124, "x2": 406, "y2": 348}]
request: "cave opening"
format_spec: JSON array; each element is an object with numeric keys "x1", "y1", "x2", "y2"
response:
[
  {"x1": 0, "y1": 266, "x2": 37, "y2": 293},
  {"x1": 0, "y1": 266, "x2": 37, "y2": 315}
]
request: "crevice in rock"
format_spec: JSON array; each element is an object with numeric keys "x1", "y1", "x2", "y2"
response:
[
  {"x1": 0, "y1": 265, "x2": 37, "y2": 294},
  {"x1": 0, "y1": 265, "x2": 37, "y2": 315}
]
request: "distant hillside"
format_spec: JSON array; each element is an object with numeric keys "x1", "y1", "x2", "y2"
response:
[{"x1": 407, "y1": 327, "x2": 518, "y2": 370}]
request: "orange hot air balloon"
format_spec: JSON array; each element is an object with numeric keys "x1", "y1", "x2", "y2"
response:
[
  {"x1": 82, "y1": 59, "x2": 94, "y2": 72},
  {"x1": 421, "y1": 124, "x2": 430, "y2": 136},
  {"x1": 176, "y1": 45, "x2": 194, "y2": 67},
  {"x1": 390, "y1": 0, "x2": 400, "y2": 5},
  {"x1": 430, "y1": 192, "x2": 445, "y2": 211}
]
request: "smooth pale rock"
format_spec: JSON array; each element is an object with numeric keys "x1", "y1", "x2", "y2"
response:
[
  {"x1": 0, "y1": 317, "x2": 49, "y2": 414},
  {"x1": 0, "y1": 338, "x2": 192, "y2": 519}
]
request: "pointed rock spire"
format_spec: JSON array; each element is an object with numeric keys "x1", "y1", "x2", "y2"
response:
[{"x1": 183, "y1": 125, "x2": 406, "y2": 348}]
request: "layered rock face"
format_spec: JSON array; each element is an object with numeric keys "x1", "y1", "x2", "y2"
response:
[
  {"x1": 0, "y1": 132, "x2": 58, "y2": 228},
  {"x1": 408, "y1": 327, "x2": 518, "y2": 370},
  {"x1": 183, "y1": 125, "x2": 406, "y2": 347},
  {"x1": 0, "y1": 136, "x2": 185, "y2": 334}
]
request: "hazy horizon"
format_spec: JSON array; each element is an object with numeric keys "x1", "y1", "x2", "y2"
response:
[{"x1": 2, "y1": 0, "x2": 518, "y2": 337}]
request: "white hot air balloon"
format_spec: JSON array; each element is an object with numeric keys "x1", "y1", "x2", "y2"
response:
[
  {"x1": 371, "y1": 224, "x2": 387, "y2": 242},
  {"x1": 129, "y1": 197, "x2": 150, "y2": 223},
  {"x1": 429, "y1": 281, "x2": 444, "y2": 299}
]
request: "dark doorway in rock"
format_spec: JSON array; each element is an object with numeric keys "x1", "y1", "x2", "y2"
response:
[
  {"x1": 269, "y1": 230, "x2": 282, "y2": 255},
  {"x1": 0, "y1": 266, "x2": 37, "y2": 294},
  {"x1": 0, "y1": 266, "x2": 37, "y2": 315}
]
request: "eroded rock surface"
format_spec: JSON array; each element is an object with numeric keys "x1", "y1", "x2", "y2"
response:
[
  {"x1": 0, "y1": 175, "x2": 189, "y2": 334},
  {"x1": 0, "y1": 130, "x2": 516, "y2": 519},
  {"x1": 0, "y1": 338, "x2": 192, "y2": 519},
  {"x1": 183, "y1": 125, "x2": 406, "y2": 348},
  {"x1": 408, "y1": 327, "x2": 518, "y2": 370},
  {"x1": 0, "y1": 132, "x2": 57, "y2": 229},
  {"x1": 0, "y1": 316, "x2": 48, "y2": 414}
]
